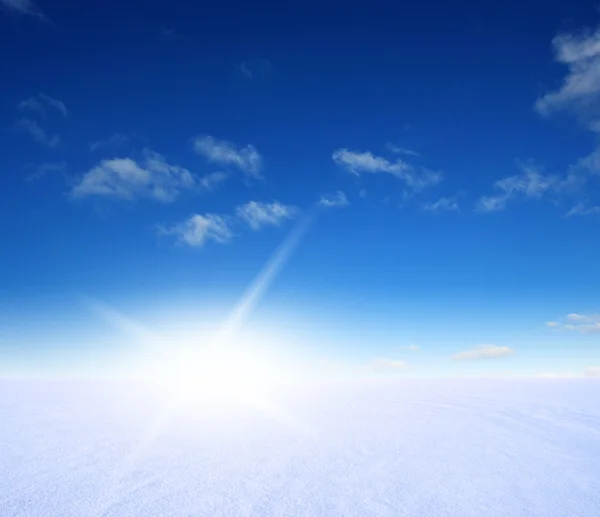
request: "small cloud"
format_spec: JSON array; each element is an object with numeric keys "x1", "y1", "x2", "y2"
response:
[
  {"x1": 71, "y1": 150, "x2": 195, "y2": 202},
  {"x1": 18, "y1": 94, "x2": 67, "y2": 117},
  {"x1": 332, "y1": 147, "x2": 442, "y2": 191},
  {"x1": 547, "y1": 313, "x2": 600, "y2": 334},
  {"x1": 199, "y1": 171, "x2": 228, "y2": 191},
  {"x1": 193, "y1": 135, "x2": 263, "y2": 179},
  {"x1": 236, "y1": 201, "x2": 297, "y2": 230},
  {"x1": 565, "y1": 201, "x2": 600, "y2": 216},
  {"x1": 422, "y1": 196, "x2": 459, "y2": 213},
  {"x1": 358, "y1": 189, "x2": 367, "y2": 198},
  {"x1": 385, "y1": 143, "x2": 420, "y2": 156},
  {"x1": 1, "y1": 0, "x2": 45, "y2": 19},
  {"x1": 158, "y1": 214, "x2": 233, "y2": 247},
  {"x1": 25, "y1": 161, "x2": 65, "y2": 182},
  {"x1": 585, "y1": 366, "x2": 600, "y2": 378},
  {"x1": 475, "y1": 160, "x2": 565, "y2": 212},
  {"x1": 536, "y1": 371, "x2": 579, "y2": 379},
  {"x1": 234, "y1": 59, "x2": 272, "y2": 79},
  {"x1": 405, "y1": 344, "x2": 420, "y2": 351},
  {"x1": 453, "y1": 344, "x2": 513, "y2": 360},
  {"x1": 16, "y1": 118, "x2": 60, "y2": 148},
  {"x1": 318, "y1": 191, "x2": 349, "y2": 208},
  {"x1": 367, "y1": 358, "x2": 408, "y2": 373}
]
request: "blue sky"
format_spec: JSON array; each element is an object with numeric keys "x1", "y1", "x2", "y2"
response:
[{"x1": 2, "y1": 0, "x2": 600, "y2": 378}]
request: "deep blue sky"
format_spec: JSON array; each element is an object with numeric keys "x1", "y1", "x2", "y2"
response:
[{"x1": 1, "y1": 0, "x2": 600, "y2": 377}]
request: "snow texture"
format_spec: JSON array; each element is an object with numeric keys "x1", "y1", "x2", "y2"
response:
[{"x1": 1, "y1": 379, "x2": 600, "y2": 516}]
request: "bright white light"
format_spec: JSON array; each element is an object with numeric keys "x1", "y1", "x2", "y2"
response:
[{"x1": 147, "y1": 341, "x2": 285, "y2": 412}]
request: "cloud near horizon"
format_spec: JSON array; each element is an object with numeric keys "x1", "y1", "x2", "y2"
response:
[{"x1": 453, "y1": 344, "x2": 513, "y2": 360}]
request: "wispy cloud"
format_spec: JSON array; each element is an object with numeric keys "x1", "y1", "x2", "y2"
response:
[
  {"x1": 535, "y1": 23, "x2": 600, "y2": 131},
  {"x1": 193, "y1": 135, "x2": 263, "y2": 179},
  {"x1": 565, "y1": 201, "x2": 600, "y2": 216},
  {"x1": 546, "y1": 313, "x2": 600, "y2": 334},
  {"x1": 16, "y1": 118, "x2": 60, "y2": 148},
  {"x1": 158, "y1": 214, "x2": 233, "y2": 247},
  {"x1": 71, "y1": 150, "x2": 195, "y2": 202},
  {"x1": 367, "y1": 358, "x2": 408, "y2": 373},
  {"x1": 236, "y1": 201, "x2": 297, "y2": 230},
  {"x1": 18, "y1": 94, "x2": 67, "y2": 117},
  {"x1": 385, "y1": 143, "x2": 420, "y2": 157},
  {"x1": 199, "y1": 171, "x2": 228, "y2": 191},
  {"x1": 25, "y1": 161, "x2": 65, "y2": 182},
  {"x1": 453, "y1": 344, "x2": 513, "y2": 360},
  {"x1": 332, "y1": 148, "x2": 442, "y2": 191},
  {"x1": 422, "y1": 196, "x2": 459, "y2": 213},
  {"x1": 234, "y1": 59, "x2": 272, "y2": 79},
  {"x1": 1, "y1": 0, "x2": 45, "y2": 19},
  {"x1": 318, "y1": 191, "x2": 349, "y2": 208},
  {"x1": 475, "y1": 161, "x2": 567, "y2": 212},
  {"x1": 404, "y1": 344, "x2": 420, "y2": 351}
]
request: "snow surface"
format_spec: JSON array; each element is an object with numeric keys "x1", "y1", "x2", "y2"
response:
[{"x1": 1, "y1": 378, "x2": 600, "y2": 516}]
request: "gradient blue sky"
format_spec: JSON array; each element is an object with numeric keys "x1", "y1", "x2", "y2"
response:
[{"x1": 1, "y1": 0, "x2": 600, "y2": 378}]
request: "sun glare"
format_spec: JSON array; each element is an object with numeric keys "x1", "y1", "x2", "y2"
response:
[{"x1": 146, "y1": 341, "x2": 285, "y2": 411}]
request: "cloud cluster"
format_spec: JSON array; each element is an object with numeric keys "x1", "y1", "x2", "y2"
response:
[
  {"x1": 160, "y1": 200, "x2": 298, "y2": 248},
  {"x1": 546, "y1": 313, "x2": 600, "y2": 334},
  {"x1": 332, "y1": 148, "x2": 442, "y2": 191},
  {"x1": 452, "y1": 344, "x2": 513, "y2": 360},
  {"x1": 535, "y1": 24, "x2": 600, "y2": 132},
  {"x1": 71, "y1": 151, "x2": 196, "y2": 202}
]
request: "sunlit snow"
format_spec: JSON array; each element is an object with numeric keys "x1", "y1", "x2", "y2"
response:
[{"x1": 1, "y1": 378, "x2": 599, "y2": 516}]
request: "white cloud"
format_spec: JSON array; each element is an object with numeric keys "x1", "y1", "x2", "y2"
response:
[
  {"x1": 453, "y1": 344, "x2": 513, "y2": 360},
  {"x1": 18, "y1": 94, "x2": 67, "y2": 117},
  {"x1": 236, "y1": 201, "x2": 297, "y2": 230},
  {"x1": 535, "y1": 24, "x2": 600, "y2": 131},
  {"x1": 367, "y1": 358, "x2": 408, "y2": 373},
  {"x1": 332, "y1": 148, "x2": 442, "y2": 191},
  {"x1": 158, "y1": 214, "x2": 232, "y2": 247},
  {"x1": 422, "y1": 196, "x2": 459, "y2": 213},
  {"x1": 405, "y1": 344, "x2": 420, "y2": 351},
  {"x1": 585, "y1": 366, "x2": 600, "y2": 378},
  {"x1": 536, "y1": 371, "x2": 580, "y2": 379},
  {"x1": 565, "y1": 201, "x2": 600, "y2": 216},
  {"x1": 385, "y1": 143, "x2": 421, "y2": 156},
  {"x1": 1, "y1": 0, "x2": 44, "y2": 18},
  {"x1": 199, "y1": 171, "x2": 228, "y2": 191},
  {"x1": 547, "y1": 313, "x2": 600, "y2": 334},
  {"x1": 16, "y1": 118, "x2": 60, "y2": 148},
  {"x1": 475, "y1": 161, "x2": 565, "y2": 212},
  {"x1": 193, "y1": 135, "x2": 262, "y2": 178},
  {"x1": 318, "y1": 191, "x2": 349, "y2": 208},
  {"x1": 71, "y1": 151, "x2": 195, "y2": 202}
]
